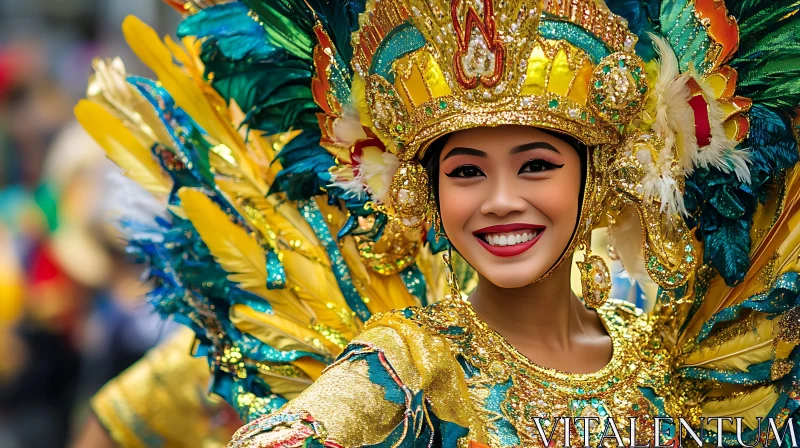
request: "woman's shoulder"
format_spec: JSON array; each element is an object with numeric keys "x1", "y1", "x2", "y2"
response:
[
  {"x1": 596, "y1": 298, "x2": 657, "y2": 349},
  {"x1": 597, "y1": 298, "x2": 647, "y2": 323},
  {"x1": 360, "y1": 299, "x2": 475, "y2": 345}
]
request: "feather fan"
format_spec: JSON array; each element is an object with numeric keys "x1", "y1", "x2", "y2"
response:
[{"x1": 75, "y1": 100, "x2": 171, "y2": 197}]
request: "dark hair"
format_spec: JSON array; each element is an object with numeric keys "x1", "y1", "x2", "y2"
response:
[{"x1": 420, "y1": 129, "x2": 589, "y2": 219}]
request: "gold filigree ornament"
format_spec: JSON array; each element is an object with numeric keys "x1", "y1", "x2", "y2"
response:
[
  {"x1": 578, "y1": 238, "x2": 612, "y2": 308},
  {"x1": 587, "y1": 52, "x2": 649, "y2": 124},
  {"x1": 606, "y1": 131, "x2": 699, "y2": 289},
  {"x1": 388, "y1": 161, "x2": 431, "y2": 229},
  {"x1": 355, "y1": 215, "x2": 422, "y2": 275}
]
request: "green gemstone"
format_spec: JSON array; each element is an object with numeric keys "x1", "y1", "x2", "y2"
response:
[
  {"x1": 686, "y1": 255, "x2": 694, "y2": 263},
  {"x1": 388, "y1": 90, "x2": 395, "y2": 96},
  {"x1": 425, "y1": 106, "x2": 433, "y2": 115},
  {"x1": 378, "y1": 85, "x2": 385, "y2": 93},
  {"x1": 439, "y1": 100, "x2": 447, "y2": 109},
  {"x1": 576, "y1": 388, "x2": 585, "y2": 395},
  {"x1": 602, "y1": 65, "x2": 611, "y2": 74},
  {"x1": 657, "y1": 265, "x2": 664, "y2": 272},
  {"x1": 612, "y1": 112, "x2": 620, "y2": 121},
  {"x1": 591, "y1": 398, "x2": 599, "y2": 406},
  {"x1": 668, "y1": 276, "x2": 675, "y2": 283},
  {"x1": 619, "y1": 59, "x2": 626, "y2": 67},
  {"x1": 542, "y1": 381, "x2": 550, "y2": 387},
  {"x1": 595, "y1": 94, "x2": 604, "y2": 104},
  {"x1": 685, "y1": 244, "x2": 693, "y2": 251},
  {"x1": 395, "y1": 124, "x2": 404, "y2": 131},
  {"x1": 549, "y1": 99, "x2": 559, "y2": 108},
  {"x1": 581, "y1": 111, "x2": 587, "y2": 120},
  {"x1": 590, "y1": 117, "x2": 596, "y2": 124},
  {"x1": 598, "y1": 407, "x2": 607, "y2": 416},
  {"x1": 640, "y1": 87, "x2": 648, "y2": 94},
  {"x1": 632, "y1": 404, "x2": 640, "y2": 411},
  {"x1": 594, "y1": 80, "x2": 603, "y2": 88}
]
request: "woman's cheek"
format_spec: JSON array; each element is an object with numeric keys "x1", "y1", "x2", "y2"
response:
[
  {"x1": 439, "y1": 181, "x2": 478, "y2": 243},
  {"x1": 532, "y1": 175, "x2": 580, "y2": 223}
]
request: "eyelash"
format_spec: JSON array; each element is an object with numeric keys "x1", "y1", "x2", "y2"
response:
[
  {"x1": 444, "y1": 159, "x2": 564, "y2": 178},
  {"x1": 519, "y1": 159, "x2": 565, "y2": 174}
]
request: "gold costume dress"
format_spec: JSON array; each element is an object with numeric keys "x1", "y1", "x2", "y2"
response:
[
  {"x1": 77, "y1": 0, "x2": 800, "y2": 446},
  {"x1": 231, "y1": 299, "x2": 673, "y2": 447},
  {"x1": 91, "y1": 329, "x2": 238, "y2": 447}
]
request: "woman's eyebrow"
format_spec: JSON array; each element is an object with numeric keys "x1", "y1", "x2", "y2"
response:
[
  {"x1": 442, "y1": 147, "x2": 488, "y2": 161},
  {"x1": 509, "y1": 142, "x2": 561, "y2": 154}
]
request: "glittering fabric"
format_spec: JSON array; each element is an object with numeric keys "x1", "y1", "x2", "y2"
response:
[
  {"x1": 227, "y1": 299, "x2": 681, "y2": 447},
  {"x1": 91, "y1": 329, "x2": 237, "y2": 448}
]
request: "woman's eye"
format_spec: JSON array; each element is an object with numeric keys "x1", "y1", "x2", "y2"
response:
[
  {"x1": 519, "y1": 159, "x2": 564, "y2": 174},
  {"x1": 444, "y1": 165, "x2": 485, "y2": 178}
]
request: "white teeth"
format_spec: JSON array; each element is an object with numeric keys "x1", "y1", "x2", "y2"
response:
[{"x1": 482, "y1": 230, "x2": 540, "y2": 247}]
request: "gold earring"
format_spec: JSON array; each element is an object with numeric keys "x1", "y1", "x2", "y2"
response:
[
  {"x1": 428, "y1": 186, "x2": 442, "y2": 237},
  {"x1": 389, "y1": 161, "x2": 428, "y2": 230},
  {"x1": 443, "y1": 246, "x2": 461, "y2": 300},
  {"x1": 577, "y1": 231, "x2": 611, "y2": 309}
]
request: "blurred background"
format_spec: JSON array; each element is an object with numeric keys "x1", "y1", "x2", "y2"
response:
[{"x1": 0, "y1": 2, "x2": 183, "y2": 446}]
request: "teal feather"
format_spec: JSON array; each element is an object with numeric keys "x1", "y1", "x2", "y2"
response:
[
  {"x1": 177, "y1": 2, "x2": 277, "y2": 61},
  {"x1": 728, "y1": 0, "x2": 800, "y2": 109},
  {"x1": 604, "y1": 0, "x2": 659, "y2": 60},
  {"x1": 241, "y1": 0, "x2": 316, "y2": 62},
  {"x1": 684, "y1": 105, "x2": 799, "y2": 286}
]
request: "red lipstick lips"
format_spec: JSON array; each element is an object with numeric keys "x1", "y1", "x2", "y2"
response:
[{"x1": 473, "y1": 223, "x2": 546, "y2": 258}]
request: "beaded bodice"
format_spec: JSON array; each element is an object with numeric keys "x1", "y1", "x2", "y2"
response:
[{"x1": 396, "y1": 298, "x2": 677, "y2": 446}]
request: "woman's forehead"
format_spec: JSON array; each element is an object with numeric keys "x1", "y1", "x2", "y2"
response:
[{"x1": 443, "y1": 126, "x2": 571, "y2": 152}]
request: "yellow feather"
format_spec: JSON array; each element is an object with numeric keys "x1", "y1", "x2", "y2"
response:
[
  {"x1": 253, "y1": 374, "x2": 312, "y2": 400},
  {"x1": 291, "y1": 358, "x2": 326, "y2": 381},
  {"x1": 176, "y1": 187, "x2": 311, "y2": 321},
  {"x1": 74, "y1": 100, "x2": 171, "y2": 196},
  {"x1": 683, "y1": 315, "x2": 777, "y2": 371},
  {"x1": 122, "y1": 16, "x2": 266, "y2": 194},
  {"x1": 87, "y1": 57, "x2": 176, "y2": 151},
  {"x1": 314, "y1": 198, "x2": 421, "y2": 313},
  {"x1": 702, "y1": 386, "x2": 779, "y2": 431},
  {"x1": 230, "y1": 304, "x2": 338, "y2": 355},
  {"x1": 214, "y1": 178, "x2": 330, "y2": 264},
  {"x1": 279, "y1": 250, "x2": 359, "y2": 336}
]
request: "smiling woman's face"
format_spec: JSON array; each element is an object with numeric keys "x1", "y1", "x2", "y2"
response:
[{"x1": 437, "y1": 125, "x2": 583, "y2": 288}]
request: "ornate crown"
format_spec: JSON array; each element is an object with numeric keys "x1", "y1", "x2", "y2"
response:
[
  {"x1": 320, "y1": 0, "x2": 750, "y2": 289},
  {"x1": 353, "y1": 0, "x2": 647, "y2": 159}
]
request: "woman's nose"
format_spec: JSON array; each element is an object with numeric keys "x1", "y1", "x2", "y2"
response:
[{"x1": 479, "y1": 176, "x2": 527, "y2": 217}]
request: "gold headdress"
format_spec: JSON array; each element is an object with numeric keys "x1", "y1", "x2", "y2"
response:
[
  {"x1": 354, "y1": 0, "x2": 644, "y2": 159},
  {"x1": 336, "y1": 0, "x2": 751, "y2": 291}
]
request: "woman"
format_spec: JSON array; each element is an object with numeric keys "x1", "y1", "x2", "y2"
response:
[{"x1": 78, "y1": 0, "x2": 800, "y2": 446}]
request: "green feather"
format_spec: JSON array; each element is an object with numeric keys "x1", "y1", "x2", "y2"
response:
[{"x1": 729, "y1": 0, "x2": 800, "y2": 109}]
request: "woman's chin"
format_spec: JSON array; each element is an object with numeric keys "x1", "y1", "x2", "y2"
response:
[{"x1": 478, "y1": 268, "x2": 547, "y2": 289}]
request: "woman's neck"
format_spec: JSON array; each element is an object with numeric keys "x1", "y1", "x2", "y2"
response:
[{"x1": 467, "y1": 257, "x2": 604, "y2": 353}]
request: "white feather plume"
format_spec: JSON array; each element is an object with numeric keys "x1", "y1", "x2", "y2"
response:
[
  {"x1": 328, "y1": 149, "x2": 400, "y2": 205},
  {"x1": 331, "y1": 104, "x2": 368, "y2": 147},
  {"x1": 360, "y1": 150, "x2": 400, "y2": 204},
  {"x1": 608, "y1": 206, "x2": 651, "y2": 287}
]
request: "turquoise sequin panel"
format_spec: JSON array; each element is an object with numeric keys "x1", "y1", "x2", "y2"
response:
[{"x1": 298, "y1": 200, "x2": 372, "y2": 321}]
